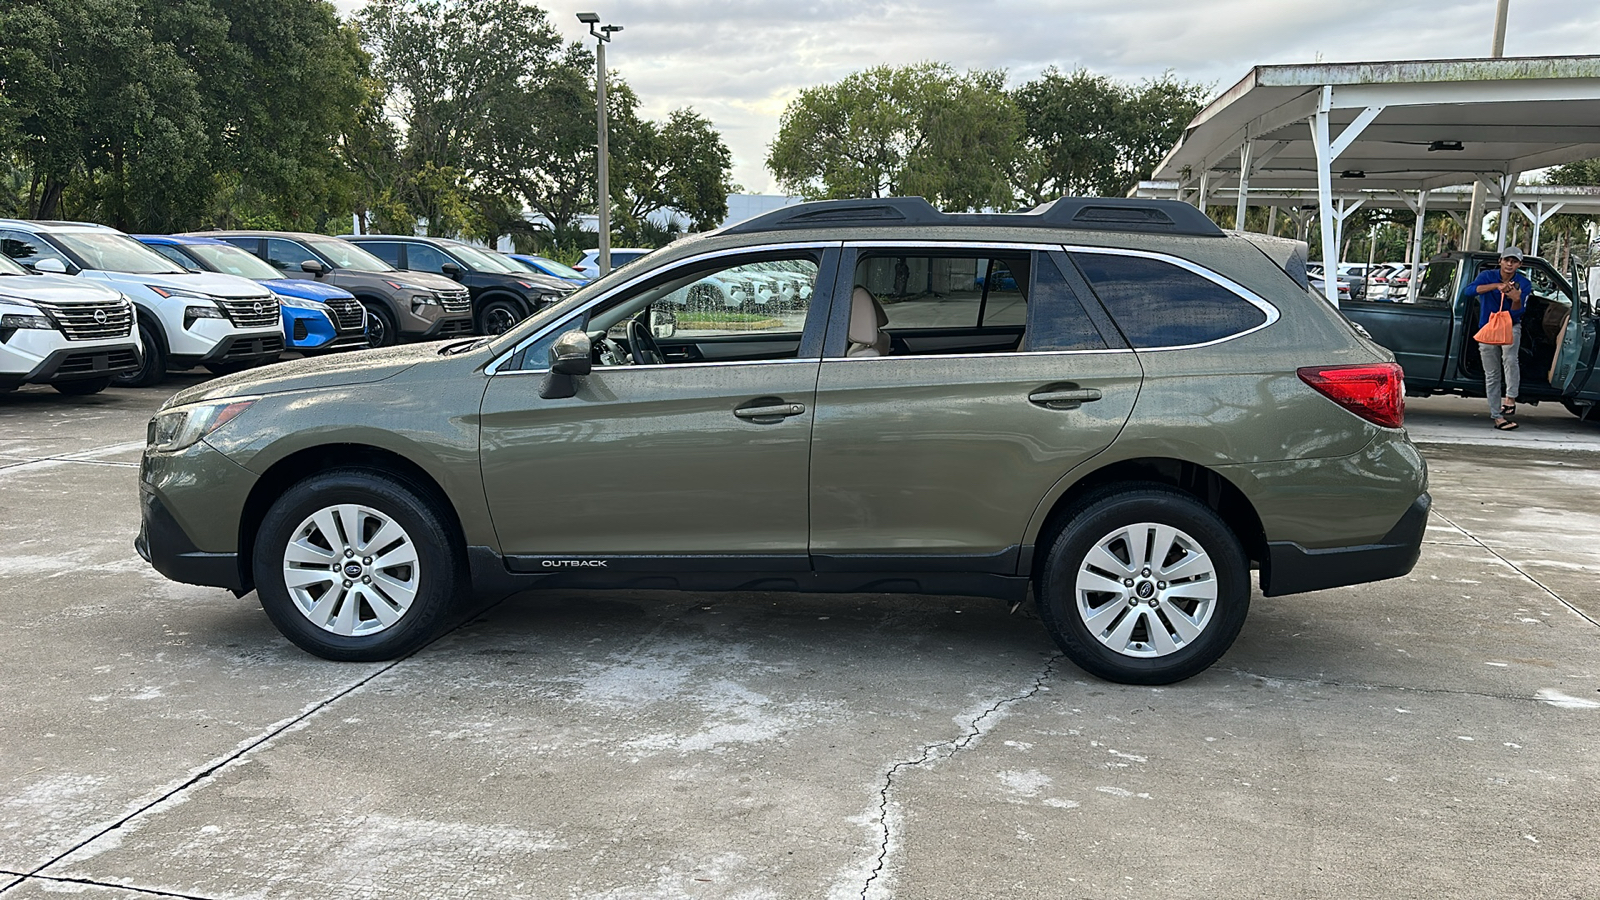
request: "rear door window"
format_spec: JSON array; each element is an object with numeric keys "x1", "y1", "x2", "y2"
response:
[{"x1": 1069, "y1": 251, "x2": 1269, "y2": 349}]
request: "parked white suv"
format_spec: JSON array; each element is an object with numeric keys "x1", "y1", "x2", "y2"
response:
[
  {"x1": 0, "y1": 252, "x2": 140, "y2": 395},
  {"x1": 0, "y1": 221, "x2": 283, "y2": 387}
]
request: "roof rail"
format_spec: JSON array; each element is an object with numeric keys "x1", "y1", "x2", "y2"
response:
[{"x1": 721, "y1": 196, "x2": 1224, "y2": 237}]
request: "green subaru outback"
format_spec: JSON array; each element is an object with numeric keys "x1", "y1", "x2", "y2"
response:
[{"x1": 136, "y1": 198, "x2": 1428, "y2": 684}]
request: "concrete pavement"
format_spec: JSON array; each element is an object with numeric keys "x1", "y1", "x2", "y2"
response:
[{"x1": 1, "y1": 382, "x2": 1596, "y2": 899}]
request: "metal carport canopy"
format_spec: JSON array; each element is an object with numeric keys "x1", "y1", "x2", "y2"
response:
[{"x1": 1146, "y1": 56, "x2": 1600, "y2": 304}]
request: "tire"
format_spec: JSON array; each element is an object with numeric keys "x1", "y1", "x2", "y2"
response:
[
  {"x1": 112, "y1": 321, "x2": 166, "y2": 388},
  {"x1": 1562, "y1": 400, "x2": 1598, "y2": 422},
  {"x1": 1035, "y1": 486, "x2": 1250, "y2": 685},
  {"x1": 52, "y1": 376, "x2": 112, "y2": 396},
  {"x1": 252, "y1": 469, "x2": 460, "y2": 661},
  {"x1": 476, "y1": 297, "x2": 524, "y2": 336},
  {"x1": 363, "y1": 302, "x2": 398, "y2": 348}
]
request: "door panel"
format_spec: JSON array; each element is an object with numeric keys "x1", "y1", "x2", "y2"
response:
[
  {"x1": 1341, "y1": 299, "x2": 1453, "y2": 388},
  {"x1": 1552, "y1": 257, "x2": 1598, "y2": 395},
  {"x1": 808, "y1": 352, "x2": 1141, "y2": 561},
  {"x1": 480, "y1": 361, "x2": 819, "y2": 557}
]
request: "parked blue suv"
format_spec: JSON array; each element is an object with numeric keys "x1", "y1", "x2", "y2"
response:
[{"x1": 138, "y1": 235, "x2": 368, "y2": 353}]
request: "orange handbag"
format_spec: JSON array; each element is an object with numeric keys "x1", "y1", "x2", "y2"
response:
[{"x1": 1473, "y1": 297, "x2": 1514, "y2": 345}]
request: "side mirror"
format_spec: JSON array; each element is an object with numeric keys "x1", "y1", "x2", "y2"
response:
[
  {"x1": 301, "y1": 259, "x2": 325, "y2": 276},
  {"x1": 441, "y1": 263, "x2": 462, "y2": 279},
  {"x1": 652, "y1": 307, "x2": 677, "y2": 339},
  {"x1": 539, "y1": 329, "x2": 591, "y2": 399},
  {"x1": 33, "y1": 258, "x2": 67, "y2": 274}
]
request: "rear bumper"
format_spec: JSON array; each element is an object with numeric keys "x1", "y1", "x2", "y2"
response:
[{"x1": 1262, "y1": 493, "x2": 1430, "y2": 597}]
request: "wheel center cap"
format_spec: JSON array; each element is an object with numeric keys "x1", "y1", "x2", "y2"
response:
[
  {"x1": 1136, "y1": 581, "x2": 1156, "y2": 599},
  {"x1": 344, "y1": 562, "x2": 364, "y2": 578}
]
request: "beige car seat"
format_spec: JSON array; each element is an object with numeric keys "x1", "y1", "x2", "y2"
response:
[{"x1": 846, "y1": 287, "x2": 890, "y2": 357}]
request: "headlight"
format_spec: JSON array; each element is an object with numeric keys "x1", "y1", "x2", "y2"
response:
[
  {"x1": 183, "y1": 304, "x2": 228, "y2": 328},
  {"x1": 147, "y1": 396, "x2": 259, "y2": 452},
  {"x1": 277, "y1": 294, "x2": 324, "y2": 311},
  {"x1": 410, "y1": 293, "x2": 437, "y2": 306},
  {"x1": 0, "y1": 307, "x2": 56, "y2": 340},
  {"x1": 147, "y1": 285, "x2": 215, "y2": 301}
]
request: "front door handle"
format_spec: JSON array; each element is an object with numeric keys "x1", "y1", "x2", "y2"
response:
[
  {"x1": 1028, "y1": 388, "x2": 1102, "y2": 410},
  {"x1": 734, "y1": 399, "x2": 807, "y2": 422}
]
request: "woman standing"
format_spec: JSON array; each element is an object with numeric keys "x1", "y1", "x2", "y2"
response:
[{"x1": 1470, "y1": 246, "x2": 1533, "y2": 431}]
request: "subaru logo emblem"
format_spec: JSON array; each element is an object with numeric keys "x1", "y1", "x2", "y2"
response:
[
  {"x1": 344, "y1": 563, "x2": 363, "y2": 578},
  {"x1": 253, "y1": 302, "x2": 264, "y2": 315},
  {"x1": 93, "y1": 309, "x2": 108, "y2": 325}
]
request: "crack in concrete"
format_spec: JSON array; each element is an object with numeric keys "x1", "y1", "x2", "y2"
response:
[
  {"x1": 1221, "y1": 668, "x2": 1590, "y2": 704},
  {"x1": 858, "y1": 654, "x2": 1062, "y2": 900},
  {"x1": 2, "y1": 872, "x2": 220, "y2": 899},
  {"x1": 1431, "y1": 509, "x2": 1599, "y2": 630},
  {"x1": 0, "y1": 590, "x2": 521, "y2": 898}
]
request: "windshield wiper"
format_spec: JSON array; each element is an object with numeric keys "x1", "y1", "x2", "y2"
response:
[{"x1": 439, "y1": 337, "x2": 489, "y2": 355}]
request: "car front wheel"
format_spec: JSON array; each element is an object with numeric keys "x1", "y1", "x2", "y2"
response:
[
  {"x1": 253, "y1": 469, "x2": 460, "y2": 661},
  {"x1": 1036, "y1": 486, "x2": 1250, "y2": 685}
]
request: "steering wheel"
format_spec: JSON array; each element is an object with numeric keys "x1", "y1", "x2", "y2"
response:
[{"x1": 626, "y1": 313, "x2": 665, "y2": 365}]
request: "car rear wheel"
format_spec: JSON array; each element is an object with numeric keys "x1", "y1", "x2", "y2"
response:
[
  {"x1": 53, "y1": 376, "x2": 112, "y2": 396},
  {"x1": 1036, "y1": 486, "x2": 1250, "y2": 685},
  {"x1": 1561, "y1": 400, "x2": 1598, "y2": 422},
  {"x1": 253, "y1": 469, "x2": 459, "y2": 661}
]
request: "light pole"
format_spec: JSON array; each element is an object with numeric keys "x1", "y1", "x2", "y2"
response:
[
  {"x1": 1465, "y1": 0, "x2": 1512, "y2": 251},
  {"x1": 578, "y1": 12, "x2": 621, "y2": 276}
]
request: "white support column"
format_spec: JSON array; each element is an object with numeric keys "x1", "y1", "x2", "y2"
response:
[
  {"x1": 1196, "y1": 170, "x2": 1212, "y2": 213},
  {"x1": 1407, "y1": 189, "x2": 1429, "y2": 303},
  {"x1": 1234, "y1": 141, "x2": 1253, "y2": 232},
  {"x1": 1514, "y1": 200, "x2": 1566, "y2": 257},
  {"x1": 1332, "y1": 198, "x2": 1366, "y2": 267},
  {"x1": 1493, "y1": 173, "x2": 1521, "y2": 250},
  {"x1": 1266, "y1": 205, "x2": 1279, "y2": 237},
  {"x1": 1312, "y1": 88, "x2": 1338, "y2": 306}
]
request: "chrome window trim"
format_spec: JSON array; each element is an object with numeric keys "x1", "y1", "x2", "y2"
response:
[
  {"x1": 822, "y1": 348, "x2": 1136, "y2": 363},
  {"x1": 1061, "y1": 244, "x2": 1281, "y2": 352},
  {"x1": 494, "y1": 357, "x2": 822, "y2": 377},
  {"x1": 486, "y1": 240, "x2": 839, "y2": 375}
]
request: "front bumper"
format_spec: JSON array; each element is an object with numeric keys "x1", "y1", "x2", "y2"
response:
[
  {"x1": 1261, "y1": 493, "x2": 1431, "y2": 596},
  {"x1": 0, "y1": 342, "x2": 142, "y2": 389},
  {"x1": 137, "y1": 488, "x2": 246, "y2": 593}
]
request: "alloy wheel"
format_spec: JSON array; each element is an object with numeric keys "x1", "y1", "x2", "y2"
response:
[
  {"x1": 1074, "y1": 522, "x2": 1218, "y2": 658},
  {"x1": 281, "y1": 503, "x2": 419, "y2": 636}
]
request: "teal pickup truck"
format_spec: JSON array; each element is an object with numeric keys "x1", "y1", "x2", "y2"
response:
[{"x1": 1342, "y1": 251, "x2": 1599, "y2": 420}]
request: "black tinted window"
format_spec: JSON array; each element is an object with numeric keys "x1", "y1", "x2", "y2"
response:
[
  {"x1": 1070, "y1": 252, "x2": 1267, "y2": 348},
  {"x1": 362, "y1": 241, "x2": 403, "y2": 266},
  {"x1": 265, "y1": 238, "x2": 317, "y2": 271},
  {"x1": 1027, "y1": 254, "x2": 1108, "y2": 352}
]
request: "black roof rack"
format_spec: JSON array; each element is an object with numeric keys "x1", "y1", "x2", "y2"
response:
[{"x1": 721, "y1": 196, "x2": 1225, "y2": 237}]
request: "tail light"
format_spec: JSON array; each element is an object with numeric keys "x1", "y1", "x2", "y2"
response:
[{"x1": 1297, "y1": 363, "x2": 1405, "y2": 428}]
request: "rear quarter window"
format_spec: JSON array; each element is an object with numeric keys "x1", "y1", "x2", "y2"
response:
[{"x1": 1069, "y1": 252, "x2": 1268, "y2": 348}]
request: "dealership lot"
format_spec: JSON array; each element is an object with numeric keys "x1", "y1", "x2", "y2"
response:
[{"x1": 2, "y1": 383, "x2": 1597, "y2": 899}]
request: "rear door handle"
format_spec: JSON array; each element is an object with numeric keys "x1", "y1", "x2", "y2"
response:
[
  {"x1": 1028, "y1": 388, "x2": 1102, "y2": 410},
  {"x1": 734, "y1": 400, "x2": 807, "y2": 422}
]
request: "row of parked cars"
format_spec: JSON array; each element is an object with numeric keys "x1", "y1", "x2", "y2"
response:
[
  {"x1": 0, "y1": 219, "x2": 598, "y2": 395},
  {"x1": 1307, "y1": 262, "x2": 1418, "y2": 303}
]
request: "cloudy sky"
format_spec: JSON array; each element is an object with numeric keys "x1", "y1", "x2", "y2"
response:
[{"x1": 333, "y1": 0, "x2": 1600, "y2": 194}]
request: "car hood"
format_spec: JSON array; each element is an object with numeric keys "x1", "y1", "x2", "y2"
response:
[
  {"x1": 117, "y1": 271, "x2": 273, "y2": 300},
  {"x1": 0, "y1": 273, "x2": 123, "y2": 304},
  {"x1": 261, "y1": 278, "x2": 355, "y2": 301},
  {"x1": 389, "y1": 270, "x2": 462, "y2": 292},
  {"x1": 166, "y1": 341, "x2": 448, "y2": 406}
]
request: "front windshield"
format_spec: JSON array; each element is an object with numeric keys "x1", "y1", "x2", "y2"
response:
[
  {"x1": 53, "y1": 233, "x2": 185, "y2": 275},
  {"x1": 448, "y1": 243, "x2": 522, "y2": 275},
  {"x1": 0, "y1": 254, "x2": 26, "y2": 276},
  {"x1": 184, "y1": 243, "x2": 285, "y2": 280},
  {"x1": 522, "y1": 255, "x2": 585, "y2": 280},
  {"x1": 302, "y1": 236, "x2": 394, "y2": 272}
]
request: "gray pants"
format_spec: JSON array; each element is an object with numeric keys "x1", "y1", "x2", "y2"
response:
[{"x1": 1479, "y1": 324, "x2": 1522, "y2": 416}]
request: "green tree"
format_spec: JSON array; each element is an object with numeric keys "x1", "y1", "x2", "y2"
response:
[
  {"x1": 1012, "y1": 68, "x2": 1208, "y2": 203},
  {"x1": 612, "y1": 95, "x2": 734, "y2": 237},
  {"x1": 360, "y1": 0, "x2": 577, "y2": 237},
  {"x1": 766, "y1": 63, "x2": 1019, "y2": 212}
]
